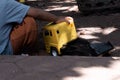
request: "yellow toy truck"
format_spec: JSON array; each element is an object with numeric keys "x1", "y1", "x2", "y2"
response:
[
  {"x1": 42, "y1": 17, "x2": 77, "y2": 56},
  {"x1": 18, "y1": 0, "x2": 25, "y2": 3}
]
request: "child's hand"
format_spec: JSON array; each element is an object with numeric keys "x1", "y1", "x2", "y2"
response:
[{"x1": 55, "y1": 16, "x2": 71, "y2": 24}]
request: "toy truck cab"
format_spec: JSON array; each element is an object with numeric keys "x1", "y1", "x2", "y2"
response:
[{"x1": 42, "y1": 17, "x2": 77, "y2": 56}]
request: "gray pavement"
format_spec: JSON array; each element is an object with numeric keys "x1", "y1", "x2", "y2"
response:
[{"x1": 0, "y1": 56, "x2": 120, "y2": 80}]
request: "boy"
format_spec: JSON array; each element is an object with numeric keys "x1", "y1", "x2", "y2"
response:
[{"x1": 0, "y1": 0, "x2": 69, "y2": 55}]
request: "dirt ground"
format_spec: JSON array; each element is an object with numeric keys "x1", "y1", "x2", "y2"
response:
[{"x1": 25, "y1": 0, "x2": 120, "y2": 56}]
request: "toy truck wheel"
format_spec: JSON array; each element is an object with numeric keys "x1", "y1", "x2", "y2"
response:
[{"x1": 50, "y1": 48, "x2": 59, "y2": 56}]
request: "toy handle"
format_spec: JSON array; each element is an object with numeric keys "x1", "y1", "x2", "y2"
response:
[
  {"x1": 48, "y1": 17, "x2": 74, "y2": 26},
  {"x1": 65, "y1": 17, "x2": 74, "y2": 27},
  {"x1": 65, "y1": 17, "x2": 73, "y2": 22},
  {"x1": 55, "y1": 17, "x2": 74, "y2": 24}
]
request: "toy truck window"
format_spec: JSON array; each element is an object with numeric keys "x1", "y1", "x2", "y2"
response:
[
  {"x1": 56, "y1": 30, "x2": 59, "y2": 34},
  {"x1": 44, "y1": 30, "x2": 49, "y2": 36},
  {"x1": 50, "y1": 31, "x2": 52, "y2": 36}
]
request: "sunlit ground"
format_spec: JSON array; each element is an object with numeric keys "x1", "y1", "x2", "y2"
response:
[
  {"x1": 77, "y1": 27, "x2": 118, "y2": 39},
  {"x1": 63, "y1": 59, "x2": 120, "y2": 80},
  {"x1": 44, "y1": 0, "x2": 78, "y2": 13}
]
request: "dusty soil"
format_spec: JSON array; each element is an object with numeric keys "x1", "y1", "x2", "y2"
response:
[{"x1": 26, "y1": 0, "x2": 120, "y2": 56}]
